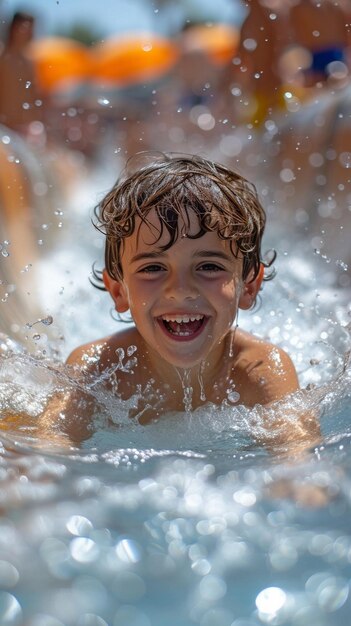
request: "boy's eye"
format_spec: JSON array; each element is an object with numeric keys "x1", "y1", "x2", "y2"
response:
[
  {"x1": 198, "y1": 263, "x2": 224, "y2": 272},
  {"x1": 138, "y1": 264, "x2": 165, "y2": 273}
]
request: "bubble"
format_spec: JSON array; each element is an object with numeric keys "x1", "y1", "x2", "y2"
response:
[
  {"x1": 115, "y1": 538, "x2": 142, "y2": 563},
  {"x1": 280, "y1": 168, "x2": 295, "y2": 183},
  {"x1": 233, "y1": 488, "x2": 256, "y2": 506},
  {"x1": 197, "y1": 113, "x2": 215, "y2": 131},
  {"x1": 306, "y1": 573, "x2": 349, "y2": 612},
  {"x1": 227, "y1": 391, "x2": 240, "y2": 403},
  {"x1": 255, "y1": 586, "x2": 286, "y2": 616},
  {"x1": 76, "y1": 615, "x2": 108, "y2": 626},
  {"x1": 309, "y1": 152, "x2": 324, "y2": 167},
  {"x1": 191, "y1": 558, "x2": 211, "y2": 576},
  {"x1": 0, "y1": 561, "x2": 19, "y2": 588},
  {"x1": 328, "y1": 60, "x2": 348, "y2": 80},
  {"x1": 243, "y1": 38, "x2": 257, "y2": 51},
  {"x1": 127, "y1": 345, "x2": 137, "y2": 356},
  {"x1": 40, "y1": 315, "x2": 53, "y2": 326},
  {"x1": 70, "y1": 537, "x2": 99, "y2": 563},
  {"x1": 66, "y1": 515, "x2": 93, "y2": 536},
  {"x1": 0, "y1": 592, "x2": 22, "y2": 625}
]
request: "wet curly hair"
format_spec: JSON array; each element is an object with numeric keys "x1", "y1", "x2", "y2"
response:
[{"x1": 92, "y1": 152, "x2": 275, "y2": 288}]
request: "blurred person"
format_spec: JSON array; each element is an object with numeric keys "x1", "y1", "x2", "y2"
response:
[
  {"x1": 221, "y1": 0, "x2": 294, "y2": 126},
  {"x1": 152, "y1": 25, "x2": 224, "y2": 155},
  {"x1": 289, "y1": 0, "x2": 350, "y2": 89},
  {"x1": 0, "y1": 11, "x2": 44, "y2": 140}
]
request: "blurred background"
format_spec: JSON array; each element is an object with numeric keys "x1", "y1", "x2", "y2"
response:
[{"x1": 1, "y1": 0, "x2": 244, "y2": 38}]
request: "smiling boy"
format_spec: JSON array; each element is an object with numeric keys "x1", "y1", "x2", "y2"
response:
[{"x1": 42, "y1": 153, "x2": 320, "y2": 445}]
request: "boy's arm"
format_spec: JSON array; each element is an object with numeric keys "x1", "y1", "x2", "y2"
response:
[
  {"x1": 246, "y1": 344, "x2": 321, "y2": 451},
  {"x1": 38, "y1": 343, "x2": 105, "y2": 447},
  {"x1": 38, "y1": 385, "x2": 96, "y2": 446}
]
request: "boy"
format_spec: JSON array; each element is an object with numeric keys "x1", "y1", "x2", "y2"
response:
[{"x1": 42, "y1": 153, "x2": 320, "y2": 446}]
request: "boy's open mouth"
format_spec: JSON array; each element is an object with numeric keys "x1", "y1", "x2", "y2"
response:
[{"x1": 158, "y1": 314, "x2": 206, "y2": 339}]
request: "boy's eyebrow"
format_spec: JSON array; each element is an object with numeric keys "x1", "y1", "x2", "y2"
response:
[
  {"x1": 193, "y1": 250, "x2": 233, "y2": 261},
  {"x1": 130, "y1": 250, "x2": 167, "y2": 263},
  {"x1": 130, "y1": 250, "x2": 233, "y2": 263}
]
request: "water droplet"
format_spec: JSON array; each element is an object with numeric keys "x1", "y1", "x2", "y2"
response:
[
  {"x1": 227, "y1": 390, "x2": 240, "y2": 403},
  {"x1": 97, "y1": 98, "x2": 110, "y2": 106},
  {"x1": 339, "y1": 152, "x2": 351, "y2": 168},
  {"x1": 336, "y1": 259, "x2": 348, "y2": 271},
  {"x1": 40, "y1": 315, "x2": 53, "y2": 326}
]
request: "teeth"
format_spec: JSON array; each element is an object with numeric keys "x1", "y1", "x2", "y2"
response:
[{"x1": 162, "y1": 314, "x2": 203, "y2": 323}]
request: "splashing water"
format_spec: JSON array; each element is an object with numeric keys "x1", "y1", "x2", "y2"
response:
[{"x1": 0, "y1": 161, "x2": 350, "y2": 625}]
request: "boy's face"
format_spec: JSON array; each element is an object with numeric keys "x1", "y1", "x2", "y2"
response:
[{"x1": 104, "y1": 208, "x2": 262, "y2": 369}]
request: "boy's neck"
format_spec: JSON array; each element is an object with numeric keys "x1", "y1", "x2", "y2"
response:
[{"x1": 136, "y1": 331, "x2": 236, "y2": 403}]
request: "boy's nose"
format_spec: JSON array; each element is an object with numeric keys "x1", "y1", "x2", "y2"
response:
[{"x1": 164, "y1": 272, "x2": 198, "y2": 301}]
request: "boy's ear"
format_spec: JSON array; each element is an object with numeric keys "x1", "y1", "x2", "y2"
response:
[
  {"x1": 103, "y1": 269, "x2": 129, "y2": 313},
  {"x1": 238, "y1": 264, "x2": 264, "y2": 310}
]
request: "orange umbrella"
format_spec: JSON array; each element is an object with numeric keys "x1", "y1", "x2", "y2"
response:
[
  {"x1": 92, "y1": 33, "x2": 180, "y2": 86},
  {"x1": 27, "y1": 37, "x2": 91, "y2": 92},
  {"x1": 181, "y1": 23, "x2": 239, "y2": 65}
]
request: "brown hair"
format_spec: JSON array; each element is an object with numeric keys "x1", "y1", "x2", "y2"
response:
[{"x1": 93, "y1": 152, "x2": 275, "y2": 287}]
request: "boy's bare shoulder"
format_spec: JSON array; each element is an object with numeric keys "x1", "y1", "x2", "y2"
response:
[
  {"x1": 234, "y1": 329, "x2": 299, "y2": 405},
  {"x1": 66, "y1": 326, "x2": 141, "y2": 370}
]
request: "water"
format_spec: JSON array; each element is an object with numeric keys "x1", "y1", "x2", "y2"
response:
[
  {"x1": 0, "y1": 214, "x2": 350, "y2": 625},
  {"x1": 0, "y1": 121, "x2": 351, "y2": 624}
]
